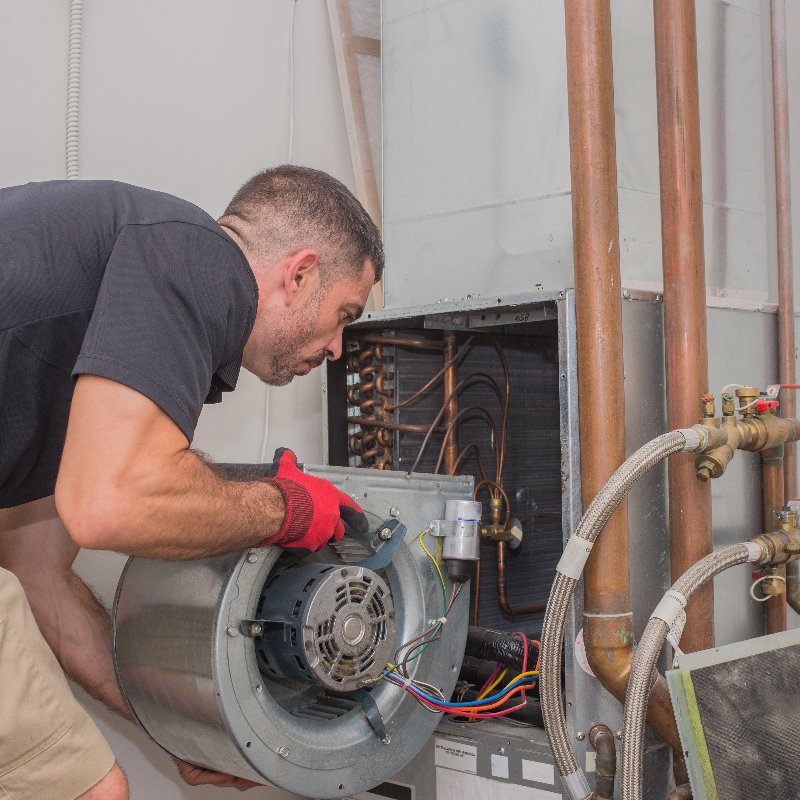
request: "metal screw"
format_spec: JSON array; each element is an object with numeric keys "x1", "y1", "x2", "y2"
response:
[
  {"x1": 616, "y1": 731, "x2": 623, "y2": 741},
  {"x1": 277, "y1": 747, "x2": 289, "y2": 758},
  {"x1": 655, "y1": 293, "x2": 663, "y2": 302},
  {"x1": 389, "y1": 506, "x2": 400, "y2": 518},
  {"x1": 246, "y1": 551, "x2": 258, "y2": 563},
  {"x1": 576, "y1": 731, "x2": 585, "y2": 741},
  {"x1": 255, "y1": 685, "x2": 262, "y2": 692},
  {"x1": 378, "y1": 526, "x2": 393, "y2": 541},
  {"x1": 227, "y1": 626, "x2": 239, "y2": 638},
  {"x1": 622, "y1": 288, "x2": 631, "y2": 299},
  {"x1": 248, "y1": 623, "x2": 263, "y2": 637},
  {"x1": 381, "y1": 736, "x2": 391, "y2": 745},
  {"x1": 497, "y1": 746, "x2": 506, "y2": 755}
]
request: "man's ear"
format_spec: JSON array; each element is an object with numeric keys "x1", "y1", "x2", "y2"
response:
[{"x1": 281, "y1": 249, "x2": 320, "y2": 307}]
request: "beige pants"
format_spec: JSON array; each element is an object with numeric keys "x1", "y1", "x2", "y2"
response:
[{"x1": 0, "y1": 567, "x2": 114, "y2": 800}]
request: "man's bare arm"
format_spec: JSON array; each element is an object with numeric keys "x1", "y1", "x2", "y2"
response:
[
  {"x1": 0, "y1": 498, "x2": 130, "y2": 718},
  {"x1": 56, "y1": 375, "x2": 287, "y2": 559},
  {"x1": 0, "y1": 497, "x2": 260, "y2": 791}
]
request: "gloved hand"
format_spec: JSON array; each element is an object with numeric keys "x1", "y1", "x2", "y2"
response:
[{"x1": 262, "y1": 448, "x2": 369, "y2": 550}]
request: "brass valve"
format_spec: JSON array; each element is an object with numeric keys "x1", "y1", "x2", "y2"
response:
[
  {"x1": 761, "y1": 566, "x2": 786, "y2": 597},
  {"x1": 692, "y1": 386, "x2": 800, "y2": 481},
  {"x1": 481, "y1": 518, "x2": 524, "y2": 550},
  {"x1": 750, "y1": 523, "x2": 800, "y2": 567}
]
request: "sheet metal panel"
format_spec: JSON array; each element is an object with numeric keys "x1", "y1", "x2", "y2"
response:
[{"x1": 382, "y1": 0, "x2": 780, "y2": 309}]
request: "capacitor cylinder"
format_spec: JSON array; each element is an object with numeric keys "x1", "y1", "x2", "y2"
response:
[{"x1": 443, "y1": 499, "x2": 481, "y2": 582}]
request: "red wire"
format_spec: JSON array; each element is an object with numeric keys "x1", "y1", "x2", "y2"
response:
[{"x1": 476, "y1": 664, "x2": 502, "y2": 698}]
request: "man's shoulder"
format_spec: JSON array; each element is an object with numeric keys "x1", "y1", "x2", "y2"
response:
[{"x1": 1, "y1": 179, "x2": 222, "y2": 235}]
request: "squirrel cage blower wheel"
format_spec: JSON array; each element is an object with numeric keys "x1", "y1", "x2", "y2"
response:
[{"x1": 112, "y1": 466, "x2": 473, "y2": 799}]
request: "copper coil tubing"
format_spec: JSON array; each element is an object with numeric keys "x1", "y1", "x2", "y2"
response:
[
  {"x1": 347, "y1": 339, "x2": 396, "y2": 469},
  {"x1": 348, "y1": 417, "x2": 445, "y2": 435},
  {"x1": 351, "y1": 334, "x2": 445, "y2": 350}
]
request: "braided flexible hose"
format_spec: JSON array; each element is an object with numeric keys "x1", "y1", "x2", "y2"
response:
[
  {"x1": 540, "y1": 431, "x2": 689, "y2": 798},
  {"x1": 621, "y1": 543, "x2": 755, "y2": 800},
  {"x1": 66, "y1": 0, "x2": 82, "y2": 179}
]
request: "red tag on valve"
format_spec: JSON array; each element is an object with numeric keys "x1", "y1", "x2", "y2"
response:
[{"x1": 756, "y1": 399, "x2": 780, "y2": 412}]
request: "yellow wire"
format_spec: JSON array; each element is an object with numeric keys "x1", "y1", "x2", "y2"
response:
[
  {"x1": 506, "y1": 669, "x2": 540, "y2": 684},
  {"x1": 418, "y1": 529, "x2": 446, "y2": 600},
  {"x1": 477, "y1": 667, "x2": 508, "y2": 700}
]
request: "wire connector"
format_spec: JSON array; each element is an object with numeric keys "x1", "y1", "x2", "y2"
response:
[
  {"x1": 650, "y1": 589, "x2": 688, "y2": 627},
  {"x1": 556, "y1": 536, "x2": 594, "y2": 580}
]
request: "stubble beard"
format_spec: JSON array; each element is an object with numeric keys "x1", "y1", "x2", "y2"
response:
[{"x1": 266, "y1": 293, "x2": 326, "y2": 386}]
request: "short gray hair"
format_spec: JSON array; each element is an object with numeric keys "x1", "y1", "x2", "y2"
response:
[{"x1": 220, "y1": 165, "x2": 384, "y2": 283}]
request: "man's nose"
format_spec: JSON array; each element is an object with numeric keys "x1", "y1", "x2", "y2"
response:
[{"x1": 324, "y1": 331, "x2": 344, "y2": 361}]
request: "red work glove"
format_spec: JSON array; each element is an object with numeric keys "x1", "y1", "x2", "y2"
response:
[{"x1": 262, "y1": 448, "x2": 368, "y2": 551}]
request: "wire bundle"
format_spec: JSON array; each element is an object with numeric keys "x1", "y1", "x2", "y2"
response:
[{"x1": 374, "y1": 532, "x2": 540, "y2": 720}]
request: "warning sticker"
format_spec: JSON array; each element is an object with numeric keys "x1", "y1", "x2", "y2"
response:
[{"x1": 434, "y1": 739, "x2": 478, "y2": 774}]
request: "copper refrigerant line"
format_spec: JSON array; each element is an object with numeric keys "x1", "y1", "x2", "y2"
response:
[{"x1": 345, "y1": 330, "x2": 542, "y2": 623}]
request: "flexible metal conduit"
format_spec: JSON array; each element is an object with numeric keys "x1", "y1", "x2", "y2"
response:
[
  {"x1": 621, "y1": 543, "x2": 760, "y2": 800},
  {"x1": 540, "y1": 430, "x2": 690, "y2": 800},
  {"x1": 66, "y1": 0, "x2": 83, "y2": 179}
]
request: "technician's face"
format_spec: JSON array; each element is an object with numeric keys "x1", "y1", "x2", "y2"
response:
[{"x1": 244, "y1": 261, "x2": 375, "y2": 386}]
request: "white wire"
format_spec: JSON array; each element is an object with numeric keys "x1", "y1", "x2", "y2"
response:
[
  {"x1": 719, "y1": 383, "x2": 762, "y2": 412},
  {"x1": 750, "y1": 574, "x2": 786, "y2": 602},
  {"x1": 287, "y1": 0, "x2": 296, "y2": 163},
  {"x1": 258, "y1": 0, "x2": 296, "y2": 464},
  {"x1": 66, "y1": 0, "x2": 83, "y2": 178}
]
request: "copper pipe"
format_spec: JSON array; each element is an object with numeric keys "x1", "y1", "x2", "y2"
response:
[
  {"x1": 770, "y1": 0, "x2": 799, "y2": 615},
  {"x1": 654, "y1": 0, "x2": 713, "y2": 654},
  {"x1": 442, "y1": 331, "x2": 460, "y2": 474},
  {"x1": 351, "y1": 334, "x2": 445, "y2": 350},
  {"x1": 762, "y1": 447, "x2": 787, "y2": 632},
  {"x1": 666, "y1": 785, "x2": 693, "y2": 800},
  {"x1": 434, "y1": 408, "x2": 500, "y2": 475},
  {"x1": 565, "y1": 0, "x2": 685, "y2": 768},
  {"x1": 490, "y1": 340, "x2": 511, "y2": 484},
  {"x1": 588, "y1": 724, "x2": 617, "y2": 800},
  {"x1": 497, "y1": 541, "x2": 546, "y2": 615},
  {"x1": 387, "y1": 336, "x2": 476, "y2": 412},
  {"x1": 450, "y1": 443, "x2": 490, "y2": 481},
  {"x1": 348, "y1": 417, "x2": 447, "y2": 434}
]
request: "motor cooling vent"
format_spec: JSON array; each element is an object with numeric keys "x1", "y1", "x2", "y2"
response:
[{"x1": 256, "y1": 563, "x2": 395, "y2": 691}]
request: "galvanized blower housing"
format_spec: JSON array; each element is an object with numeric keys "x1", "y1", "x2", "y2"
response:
[{"x1": 113, "y1": 466, "x2": 472, "y2": 799}]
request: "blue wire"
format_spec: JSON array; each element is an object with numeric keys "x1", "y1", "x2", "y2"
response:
[{"x1": 385, "y1": 672, "x2": 538, "y2": 707}]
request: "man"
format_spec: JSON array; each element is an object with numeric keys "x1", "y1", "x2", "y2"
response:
[{"x1": 0, "y1": 166, "x2": 383, "y2": 799}]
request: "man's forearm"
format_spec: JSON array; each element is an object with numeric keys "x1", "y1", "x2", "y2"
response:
[
  {"x1": 34, "y1": 570, "x2": 131, "y2": 719},
  {"x1": 0, "y1": 504, "x2": 131, "y2": 719},
  {"x1": 60, "y1": 449, "x2": 287, "y2": 559}
]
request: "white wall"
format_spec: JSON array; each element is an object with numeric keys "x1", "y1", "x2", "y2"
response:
[{"x1": 1, "y1": 2, "x2": 353, "y2": 797}]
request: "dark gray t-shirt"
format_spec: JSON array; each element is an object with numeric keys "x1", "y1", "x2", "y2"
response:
[{"x1": 0, "y1": 180, "x2": 257, "y2": 508}]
